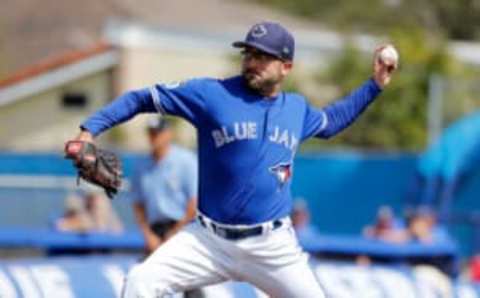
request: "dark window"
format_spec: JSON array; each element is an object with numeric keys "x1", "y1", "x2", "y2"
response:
[{"x1": 61, "y1": 92, "x2": 89, "y2": 108}]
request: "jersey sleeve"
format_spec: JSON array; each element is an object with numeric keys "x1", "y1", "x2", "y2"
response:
[
  {"x1": 81, "y1": 88, "x2": 157, "y2": 137},
  {"x1": 149, "y1": 79, "x2": 208, "y2": 126},
  {"x1": 302, "y1": 78, "x2": 382, "y2": 140}
]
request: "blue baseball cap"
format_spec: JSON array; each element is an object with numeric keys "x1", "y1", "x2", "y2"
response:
[{"x1": 233, "y1": 22, "x2": 295, "y2": 61}]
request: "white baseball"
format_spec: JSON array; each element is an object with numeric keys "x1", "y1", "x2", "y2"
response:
[{"x1": 379, "y1": 45, "x2": 399, "y2": 66}]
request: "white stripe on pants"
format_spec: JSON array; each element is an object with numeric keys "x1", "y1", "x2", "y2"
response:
[{"x1": 122, "y1": 221, "x2": 326, "y2": 298}]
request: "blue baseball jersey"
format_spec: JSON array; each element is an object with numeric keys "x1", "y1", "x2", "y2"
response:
[{"x1": 81, "y1": 75, "x2": 381, "y2": 224}]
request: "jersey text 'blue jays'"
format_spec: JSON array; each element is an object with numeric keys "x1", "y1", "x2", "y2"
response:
[{"x1": 212, "y1": 122, "x2": 298, "y2": 151}]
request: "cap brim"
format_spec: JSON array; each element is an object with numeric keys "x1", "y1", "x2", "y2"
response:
[
  {"x1": 232, "y1": 41, "x2": 248, "y2": 48},
  {"x1": 232, "y1": 41, "x2": 283, "y2": 60}
]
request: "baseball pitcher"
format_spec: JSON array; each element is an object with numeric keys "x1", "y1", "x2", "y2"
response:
[{"x1": 66, "y1": 21, "x2": 397, "y2": 297}]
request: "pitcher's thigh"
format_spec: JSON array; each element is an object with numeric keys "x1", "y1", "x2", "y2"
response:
[
  {"x1": 122, "y1": 224, "x2": 229, "y2": 298},
  {"x1": 272, "y1": 260, "x2": 325, "y2": 298},
  {"x1": 250, "y1": 258, "x2": 325, "y2": 298},
  {"x1": 240, "y1": 227, "x2": 326, "y2": 298}
]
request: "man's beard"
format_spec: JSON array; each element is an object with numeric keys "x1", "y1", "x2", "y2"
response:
[{"x1": 243, "y1": 70, "x2": 280, "y2": 94}]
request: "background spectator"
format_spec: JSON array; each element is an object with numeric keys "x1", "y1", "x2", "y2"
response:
[
  {"x1": 84, "y1": 192, "x2": 123, "y2": 233},
  {"x1": 130, "y1": 117, "x2": 198, "y2": 254},
  {"x1": 363, "y1": 205, "x2": 409, "y2": 243},
  {"x1": 55, "y1": 193, "x2": 93, "y2": 233},
  {"x1": 54, "y1": 191, "x2": 123, "y2": 233},
  {"x1": 291, "y1": 198, "x2": 321, "y2": 239},
  {"x1": 406, "y1": 206, "x2": 451, "y2": 244}
]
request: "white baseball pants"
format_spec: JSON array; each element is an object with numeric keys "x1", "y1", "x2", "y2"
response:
[{"x1": 122, "y1": 220, "x2": 325, "y2": 298}]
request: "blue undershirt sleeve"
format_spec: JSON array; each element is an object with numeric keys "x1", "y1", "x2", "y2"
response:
[
  {"x1": 80, "y1": 88, "x2": 156, "y2": 137},
  {"x1": 302, "y1": 78, "x2": 382, "y2": 140}
]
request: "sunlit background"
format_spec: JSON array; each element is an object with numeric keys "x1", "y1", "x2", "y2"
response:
[{"x1": 1, "y1": 0, "x2": 480, "y2": 297}]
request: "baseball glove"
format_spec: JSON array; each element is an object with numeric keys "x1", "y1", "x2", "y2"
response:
[{"x1": 64, "y1": 140, "x2": 122, "y2": 199}]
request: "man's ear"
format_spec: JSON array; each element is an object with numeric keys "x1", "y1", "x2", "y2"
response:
[{"x1": 281, "y1": 61, "x2": 293, "y2": 76}]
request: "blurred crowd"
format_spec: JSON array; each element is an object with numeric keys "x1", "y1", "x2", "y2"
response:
[
  {"x1": 54, "y1": 191, "x2": 123, "y2": 234},
  {"x1": 362, "y1": 205, "x2": 452, "y2": 245},
  {"x1": 290, "y1": 199, "x2": 453, "y2": 247}
]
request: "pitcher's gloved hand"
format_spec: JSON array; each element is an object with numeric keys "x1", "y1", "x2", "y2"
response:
[{"x1": 64, "y1": 140, "x2": 122, "y2": 199}]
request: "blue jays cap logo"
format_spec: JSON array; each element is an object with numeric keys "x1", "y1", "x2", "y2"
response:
[
  {"x1": 250, "y1": 24, "x2": 268, "y2": 38},
  {"x1": 269, "y1": 162, "x2": 292, "y2": 186},
  {"x1": 232, "y1": 21, "x2": 295, "y2": 61}
]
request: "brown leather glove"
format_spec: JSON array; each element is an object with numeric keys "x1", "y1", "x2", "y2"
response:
[{"x1": 65, "y1": 140, "x2": 122, "y2": 199}]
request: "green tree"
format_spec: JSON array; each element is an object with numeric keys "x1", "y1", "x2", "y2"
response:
[
  {"x1": 304, "y1": 28, "x2": 465, "y2": 151},
  {"x1": 254, "y1": 0, "x2": 480, "y2": 41}
]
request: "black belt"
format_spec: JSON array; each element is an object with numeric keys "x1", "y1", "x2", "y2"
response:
[{"x1": 197, "y1": 214, "x2": 283, "y2": 240}]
